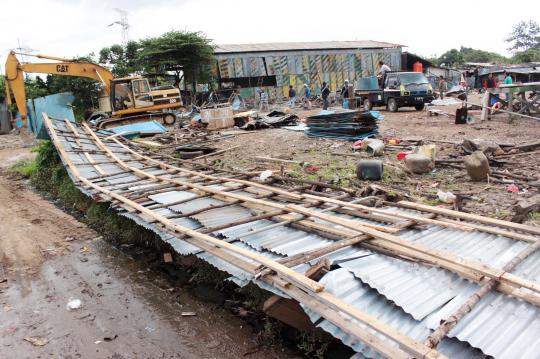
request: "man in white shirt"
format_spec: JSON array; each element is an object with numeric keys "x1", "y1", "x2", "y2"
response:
[{"x1": 377, "y1": 61, "x2": 391, "y2": 77}]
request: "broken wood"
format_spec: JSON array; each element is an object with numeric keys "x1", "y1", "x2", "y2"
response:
[{"x1": 192, "y1": 145, "x2": 241, "y2": 160}]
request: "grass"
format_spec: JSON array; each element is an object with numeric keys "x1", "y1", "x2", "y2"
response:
[{"x1": 529, "y1": 212, "x2": 540, "y2": 221}]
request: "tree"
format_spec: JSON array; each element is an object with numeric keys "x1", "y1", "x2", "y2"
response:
[
  {"x1": 459, "y1": 46, "x2": 507, "y2": 64},
  {"x1": 511, "y1": 48, "x2": 540, "y2": 63},
  {"x1": 437, "y1": 49, "x2": 463, "y2": 67},
  {"x1": 506, "y1": 20, "x2": 540, "y2": 52},
  {"x1": 99, "y1": 41, "x2": 141, "y2": 77},
  {"x1": 137, "y1": 30, "x2": 215, "y2": 90}
]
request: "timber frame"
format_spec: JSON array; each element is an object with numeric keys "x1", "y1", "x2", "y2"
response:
[{"x1": 42, "y1": 113, "x2": 540, "y2": 358}]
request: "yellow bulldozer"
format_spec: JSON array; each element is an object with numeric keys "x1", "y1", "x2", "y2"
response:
[{"x1": 4, "y1": 51, "x2": 183, "y2": 128}]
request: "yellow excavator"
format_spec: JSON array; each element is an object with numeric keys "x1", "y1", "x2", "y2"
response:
[{"x1": 4, "y1": 51, "x2": 183, "y2": 128}]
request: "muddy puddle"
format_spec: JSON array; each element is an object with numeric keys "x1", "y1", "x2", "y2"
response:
[{"x1": 0, "y1": 237, "x2": 297, "y2": 359}]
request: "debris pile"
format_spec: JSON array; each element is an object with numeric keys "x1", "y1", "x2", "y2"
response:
[
  {"x1": 305, "y1": 110, "x2": 380, "y2": 140},
  {"x1": 241, "y1": 111, "x2": 298, "y2": 130}
]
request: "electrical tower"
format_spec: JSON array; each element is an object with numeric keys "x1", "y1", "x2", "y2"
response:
[{"x1": 108, "y1": 8, "x2": 130, "y2": 46}]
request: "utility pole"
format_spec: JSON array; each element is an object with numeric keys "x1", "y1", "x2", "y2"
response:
[{"x1": 108, "y1": 8, "x2": 130, "y2": 47}]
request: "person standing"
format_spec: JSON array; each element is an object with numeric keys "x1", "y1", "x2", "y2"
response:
[
  {"x1": 259, "y1": 89, "x2": 269, "y2": 112},
  {"x1": 438, "y1": 76, "x2": 448, "y2": 99},
  {"x1": 288, "y1": 85, "x2": 296, "y2": 108},
  {"x1": 341, "y1": 80, "x2": 350, "y2": 108},
  {"x1": 321, "y1": 82, "x2": 330, "y2": 110},
  {"x1": 503, "y1": 71, "x2": 513, "y2": 102},
  {"x1": 376, "y1": 60, "x2": 391, "y2": 86},
  {"x1": 484, "y1": 73, "x2": 497, "y2": 89},
  {"x1": 302, "y1": 84, "x2": 312, "y2": 109}
]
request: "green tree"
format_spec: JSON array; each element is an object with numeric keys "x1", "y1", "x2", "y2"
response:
[
  {"x1": 136, "y1": 30, "x2": 215, "y2": 90},
  {"x1": 506, "y1": 20, "x2": 540, "y2": 52},
  {"x1": 459, "y1": 46, "x2": 507, "y2": 63},
  {"x1": 511, "y1": 48, "x2": 540, "y2": 63},
  {"x1": 99, "y1": 41, "x2": 141, "y2": 77},
  {"x1": 437, "y1": 49, "x2": 463, "y2": 67}
]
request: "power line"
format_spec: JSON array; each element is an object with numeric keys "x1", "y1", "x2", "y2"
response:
[{"x1": 108, "y1": 8, "x2": 130, "y2": 47}]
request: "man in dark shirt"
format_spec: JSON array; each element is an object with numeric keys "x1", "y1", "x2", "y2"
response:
[
  {"x1": 321, "y1": 82, "x2": 330, "y2": 110},
  {"x1": 288, "y1": 85, "x2": 296, "y2": 108}
]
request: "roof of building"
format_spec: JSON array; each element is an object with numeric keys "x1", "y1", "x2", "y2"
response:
[{"x1": 215, "y1": 40, "x2": 404, "y2": 54}]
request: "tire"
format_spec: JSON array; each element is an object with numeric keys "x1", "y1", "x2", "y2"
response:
[
  {"x1": 387, "y1": 98, "x2": 398, "y2": 112},
  {"x1": 363, "y1": 98, "x2": 373, "y2": 111},
  {"x1": 163, "y1": 114, "x2": 176, "y2": 125},
  {"x1": 414, "y1": 103, "x2": 425, "y2": 111},
  {"x1": 178, "y1": 150, "x2": 204, "y2": 159}
]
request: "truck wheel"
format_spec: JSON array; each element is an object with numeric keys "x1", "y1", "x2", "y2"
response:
[
  {"x1": 387, "y1": 98, "x2": 398, "y2": 112},
  {"x1": 414, "y1": 103, "x2": 425, "y2": 111},
  {"x1": 163, "y1": 114, "x2": 176, "y2": 125},
  {"x1": 363, "y1": 99, "x2": 373, "y2": 111}
]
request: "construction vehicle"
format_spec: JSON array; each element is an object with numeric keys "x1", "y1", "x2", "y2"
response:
[{"x1": 4, "y1": 51, "x2": 183, "y2": 127}]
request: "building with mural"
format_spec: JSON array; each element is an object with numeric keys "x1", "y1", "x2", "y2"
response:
[{"x1": 213, "y1": 40, "x2": 403, "y2": 100}]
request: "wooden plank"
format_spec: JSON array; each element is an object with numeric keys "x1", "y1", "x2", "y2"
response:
[
  {"x1": 398, "y1": 201, "x2": 540, "y2": 237},
  {"x1": 64, "y1": 119, "x2": 106, "y2": 175},
  {"x1": 87, "y1": 121, "x2": 540, "y2": 295},
  {"x1": 44, "y1": 114, "x2": 444, "y2": 359}
]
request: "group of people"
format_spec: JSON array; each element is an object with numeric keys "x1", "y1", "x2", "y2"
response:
[{"x1": 255, "y1": 60, "x2": 394, "y2": 111}]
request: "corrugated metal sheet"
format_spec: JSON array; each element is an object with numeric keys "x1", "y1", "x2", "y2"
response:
[
  {"x1": 301, "y1": 269, "x2": 484, "y2": 359},
  {"x1": 47, "y1": 118, "x2": 540, "y2": 359},
  {"x1": 215, "y1": 41, "x2": 403, "y2": 54}
]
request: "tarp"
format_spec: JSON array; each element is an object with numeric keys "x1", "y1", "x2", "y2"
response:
[
  {"x1": 27, "y1": 92, "x2": 76, "y2": 139},
  {"x1": 108, "y1": 120, "x2": 168, "y2": 138}
]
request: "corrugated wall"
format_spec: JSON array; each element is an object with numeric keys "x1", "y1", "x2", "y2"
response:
[{"x1": 215, "y1": 48, "x2": 402, "y2": 99}]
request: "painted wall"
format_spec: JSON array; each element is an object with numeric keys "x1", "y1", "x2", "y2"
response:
[{"x1": 215, "y1": 48, "x2": 402, "y2": 99}]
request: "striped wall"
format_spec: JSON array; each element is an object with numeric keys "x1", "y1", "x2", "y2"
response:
[{"x1": 215, "y1": 48, "x2": 402, "y2": 99}]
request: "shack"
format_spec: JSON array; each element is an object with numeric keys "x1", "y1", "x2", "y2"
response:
[{"x1": 214, "y1": 40, "x2": 403, "y2": 100}]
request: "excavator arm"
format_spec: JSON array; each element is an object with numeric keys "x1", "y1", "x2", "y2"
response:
[{"x1": 4, "y1": 51, "x2": 114, "y2": 121}]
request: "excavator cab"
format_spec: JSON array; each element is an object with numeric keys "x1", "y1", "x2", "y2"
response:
[{"x1": 111, "y1": 77, "x2": 153, "y2": 111}]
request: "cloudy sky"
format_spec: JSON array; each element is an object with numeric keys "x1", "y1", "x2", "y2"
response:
[{"x1": 0, "y1": 0, "x2": 538, "y2": 64}]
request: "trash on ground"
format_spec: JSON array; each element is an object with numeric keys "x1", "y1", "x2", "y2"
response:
[
  {"x1": 437, "y1": 190, "x2": 457, "y2": 204},
  {"x1": 24, "y1": 337, "x2": 49, "y2": 346},
  {"x1": 181, "y1": 311, "x2": 197, "y2": 317},
  {"x1": 357, "y1": 160, "x2": 384, "y2": 181},
  {"x1": 259, "y1": 170, "x2": 273, "y2": 181},
  {"x1": 163, "y1": 252, "x2": 173, "y2": 263},
  {"x1": 66, "y1": 298, "x2": 82, "y2": 310},
  {"x1": 507, "y1": 184, "x2": 520, "y2": 193}
]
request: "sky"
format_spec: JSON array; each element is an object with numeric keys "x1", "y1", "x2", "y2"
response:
[{"x1": 0, "y1": 0, "x2": 538, "y2": 66}]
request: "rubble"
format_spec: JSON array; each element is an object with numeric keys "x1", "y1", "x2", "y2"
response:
[{"x1": 405, "y1": 153, "x2": 433, "y2": 174}]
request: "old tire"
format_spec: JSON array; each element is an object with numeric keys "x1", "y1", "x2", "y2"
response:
[
  {"x1": 363, "y1": 98, "x2": 373, "y2": 111},
  {"x1": 387, "y1": 98, "x2": 398, "y2": 112},
  {"x1": 179, "y1": 150, "x2": 204, "y2": 159},
  {"x1": 163, "y1": 114, "x2": 176, "y2": 125},
  {"x1": 415, "y1": 103, "x2": 425, "y2": 111}
]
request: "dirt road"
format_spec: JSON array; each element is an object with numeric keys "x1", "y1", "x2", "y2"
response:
[{"x1": 0, "y1": 137, "x2": 296, "y2": 359}]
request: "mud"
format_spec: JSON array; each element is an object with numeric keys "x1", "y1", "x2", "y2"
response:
[{"x1": 0, "y1": 136, "x2": 298, "y2": 359}]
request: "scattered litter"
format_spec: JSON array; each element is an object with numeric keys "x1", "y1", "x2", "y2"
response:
[
  {"x1": 357, "y1": 160, "x2": 384, "y2": 181},
  {"x1": 66, "y1": 298, "x2": 82, "y2": 310},
  {"x1": 507, "y1": 184, "x2": 520, "y2": 193},
  {"x1": 3, "y1": 304, "x2": 13, "y2": 312},
  {"x1": 259, "y1": 170, "x2": 273, "y2": 181},
  {"x1": 144, "y1": 325, "x2": 155, "y2": 333},
  {"x1": 163, "y1": 252, "x2": 173, "y2": 263},
  {"x1": 80, "y1": 246, "x2": 90, "y2": 253},
  {"x1": 282, "y1": 123, "x2": 307, "y2": 132},
  {"x1": 103, "y1": 334, "x2": 118, "y2": 342},
  {"x1": 437, "y1": 190, "x2": 457, "y2": 204},
  {"x1": 366, "y1": 139, "x2": 385, "y2": 156},
  {"x1": 304, "y1": 165, "x2": 320, "y2": 173},
  {"x1": 65, "y1": 236, "x2": 76, "y2": 242},
  {"x1": 94, "y1": 340, "x2": 102, "y2": 344},
  {"x1": 181, "y1": 311, "x2": 197, "y2": 317},
  {"x1": 242, "y1": 111, "x2": 298, "y2": 130},
  {"x1": 397, "y1": 151, "x2": 412, "y2": 161},
  {"x1": 24, "y1": 337, "x2": 48, "y2": 346},
  {"x1": 416, "y1": 144, "x2": 437, "y2": 162}
]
